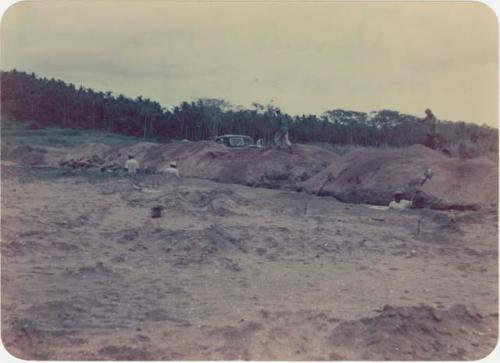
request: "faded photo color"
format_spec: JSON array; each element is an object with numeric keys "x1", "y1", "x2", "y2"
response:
[{"x1": 0, "y1": 1, "x2": 498, "y2": 361}]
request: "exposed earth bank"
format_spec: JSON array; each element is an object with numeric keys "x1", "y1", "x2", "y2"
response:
[{"x1": 3, "y1": 141, "x2": 497, "y2": 207}]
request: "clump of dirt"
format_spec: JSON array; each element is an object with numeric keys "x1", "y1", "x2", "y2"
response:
[
  {"x1": 172, "y1": 188, "x2": 251, "y2": 216},
  {"x1": 23, "y1": 300, "x2": 90, "y2": 331},
  {"x1": 210, "y1": 321, "x2": 265, "y2": 360},
  {"x1": 141, "y1": 309, "x2": 191, "y2": 327},
  {"x1": 303, "y1": 144, "x2": 498, "y2": 207},
  {"x1": 328, "y1": 304, "x2": 497, "y2": 360},
  {"x1": 153, "y1": 224, "x2": 250, "y2": 266},
  {"x1": 65, "y1": 262, "x2": 114, "y2": 277},
  {"x1": 2, "y1": 240, "x2": 42, "y2": 257}
]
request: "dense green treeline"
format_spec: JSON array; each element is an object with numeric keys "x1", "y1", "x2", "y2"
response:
[{"x1": 1, "y1": 69, "x2": 497, "y2": 156}]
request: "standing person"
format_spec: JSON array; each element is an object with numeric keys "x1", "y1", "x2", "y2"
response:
[
  {"x1": 124, "y1": 155, "x2": 139, "y2": 174},
  {"x1": 124, "y1": 155, "x2": 140, "y2": 187},
  {"x1": 419, "y1": 108, "x2": 438, "y2": 149},
  {"x1": 273, "y1": 109, "x2": 293, "y2": 154}
]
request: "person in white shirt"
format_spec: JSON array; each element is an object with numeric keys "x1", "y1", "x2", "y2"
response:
[
  {"x1": 150, "y1": 161, "x2": 180, "y2": 189},
  {"x1": 388, "y1": 191, "x2": 412, "y2": 210},
  {"x1": 161, "y1": 161, "x2": 180, "y2": 178},
  {"x1": 124, "y1": 155, "x2": 139, "y2": 174}
]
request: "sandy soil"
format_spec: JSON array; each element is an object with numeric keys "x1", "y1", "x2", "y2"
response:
[{"x1": 1, "y1": 165, "x2": 498, "y2": 360}]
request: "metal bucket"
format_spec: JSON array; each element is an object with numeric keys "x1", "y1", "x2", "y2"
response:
[{"x1": 151, "y1": 206, "x2": 165, "y2": 218}]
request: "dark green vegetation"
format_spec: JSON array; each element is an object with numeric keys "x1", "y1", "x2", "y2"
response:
[{"x1": 1, "y1": 69, "x2": 497, "y2": 157}]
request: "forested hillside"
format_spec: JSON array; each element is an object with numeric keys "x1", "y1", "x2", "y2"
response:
[{"x1": 1, "y1": 70, "x2": 497, "y2": 157}]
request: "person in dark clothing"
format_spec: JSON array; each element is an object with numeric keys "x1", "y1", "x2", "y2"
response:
[
  {"x1": 273, "y1": 109, "x2": 293, "y2": 154},
  {"x1": 419, "y1": 108, "x2": 439, "y2": 149}
]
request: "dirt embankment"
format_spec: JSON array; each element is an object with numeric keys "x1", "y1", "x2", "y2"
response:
[
  {"x1": 328, "y1": 304, "x2": 497, "y2": 360},
  {"x1": 302, "y1": 144, "x2": 498, "y2": 207},
  {"x1": 3, "y1": 141, "x2": 497, "y2": 208},
  {"x1": 26, "y1": 141, "x2": 338, "y2": 190}
]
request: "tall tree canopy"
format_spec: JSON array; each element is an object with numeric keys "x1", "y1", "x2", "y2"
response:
[{"x1": 1, "y1": 70, "x2": 497, "y2": 156}]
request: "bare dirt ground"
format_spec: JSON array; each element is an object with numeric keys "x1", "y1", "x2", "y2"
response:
[{"x1": 1, "y1": 163, "x2": 498, "y2": 360}]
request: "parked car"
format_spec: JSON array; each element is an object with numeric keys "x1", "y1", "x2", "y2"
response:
[{"x1": 214, "y1": 134, "x2": 257, "y2": 148}]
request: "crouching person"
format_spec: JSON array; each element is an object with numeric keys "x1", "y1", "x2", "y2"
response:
[
  {"x1": 151, "y1": 161, "x2": 180, "y2": 188},
  {"x1": 161, "y1": 161, "x2": 180, "y2": 178},
  {"x1": 388, "y1": 191, "x2": 412, "y2": 210}
]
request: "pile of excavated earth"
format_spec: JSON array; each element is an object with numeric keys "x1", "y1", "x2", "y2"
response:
[
  {"x1": 328, "y1": 303, "x2": 497, "y2": 360},
  {"x1": 303, "y1": 144, "x2": 498, "y2": 207},
  {"x1": 2, "y1": 141, "x2": 498, "y2": 207}
]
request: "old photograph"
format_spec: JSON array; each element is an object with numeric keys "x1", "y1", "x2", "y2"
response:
[{"x1": 0, "y1": 0, "x2": 498, "y2": 360}]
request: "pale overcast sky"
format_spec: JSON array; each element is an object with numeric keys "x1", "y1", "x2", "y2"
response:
[{"x1": 1, "y1": 1, "x2": 498, "y2": 126}]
